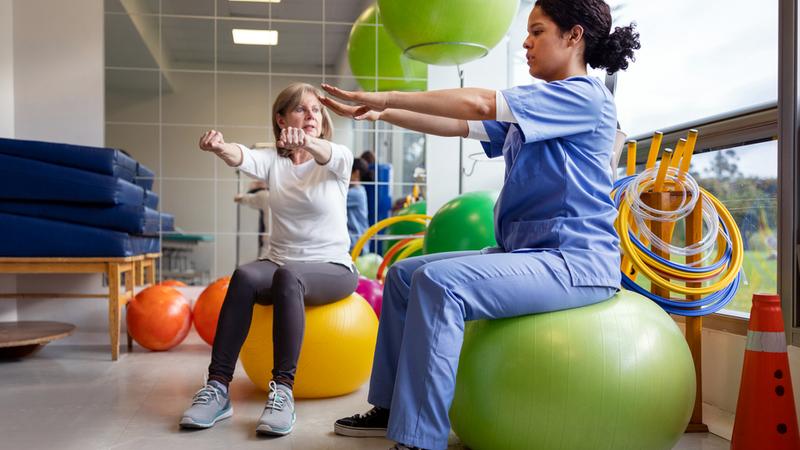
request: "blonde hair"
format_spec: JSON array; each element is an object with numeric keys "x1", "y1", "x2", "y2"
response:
[{"x1": 272, "y1": 82, "x2": 334, "y2": 158}]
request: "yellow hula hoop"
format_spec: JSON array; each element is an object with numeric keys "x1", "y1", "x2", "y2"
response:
[
  {"x1": 350, "y1": 214, "x2": 431, "y2": 261},
  {"x1": 617, "y1": 206, "x2": 729, "y2": 281},
  {"x1": 394, "y1": 239, "x2": 424, "y2": 263},
  {"x1": 615, "y1": 179, "x2": 727, "y2": 281},
  {"x1": 376, "y1": 238, "x2": 426, "y2": 281},
  {"x1": 618, "y1": 188, "x2": 743, "y2": 295}
]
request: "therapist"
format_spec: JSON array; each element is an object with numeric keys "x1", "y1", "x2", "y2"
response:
[{"x1": 320, "y1": 1, "x2": 640, "y2": 449}]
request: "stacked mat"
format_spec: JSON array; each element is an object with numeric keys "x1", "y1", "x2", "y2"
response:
[{"x1": 0, "y1": 138, "x2": 174, "y2": 257}]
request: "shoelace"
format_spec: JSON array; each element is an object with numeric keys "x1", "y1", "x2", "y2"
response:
[
  {"x1": 357, "y1": 407, "x2": 380, "y2": 420},
  {"x1": 266, "y1": 380, "x2": 287, "y2": 412},
  {"x1": 191, "y1": 384, "x2": 221, "y2": 406}
]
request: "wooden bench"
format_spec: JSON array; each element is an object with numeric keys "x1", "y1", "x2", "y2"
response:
[{"x1": 0, "y1": 253, "x2": 160, "y2": 360}]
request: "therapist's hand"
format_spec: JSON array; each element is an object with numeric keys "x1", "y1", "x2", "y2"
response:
[
  {"x1": 321, "y1": 84, "x2": 388, "y2": 114},
  {"x1": 319, "y1": 94, "x2": 380, "y2": 122}
]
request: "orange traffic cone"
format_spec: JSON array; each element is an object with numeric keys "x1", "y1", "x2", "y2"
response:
[{"x1": 731, "y1": 293, "x2": 800, "y2": 450}]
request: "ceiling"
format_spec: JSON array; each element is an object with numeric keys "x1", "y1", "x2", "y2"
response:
[{"x1": 105, "y1": 0, "x2": 372, "y2": 78}]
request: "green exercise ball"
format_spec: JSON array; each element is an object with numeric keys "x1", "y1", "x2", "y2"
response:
[
  {"x1": 450, "y1": 290, "x2": 696, "y2": 450},
  {"x1": 383, "y1": 200, "x2": 427, "y2": 257},
  {"x1": 348, "y1": 4, "x2": 427, "y2": 92},
  {"x1": 355, "y1": 253, "x2": 383, "y2": 280},
  {"x1": 377, "y1": 0, "x2": 519, "y2": 65},
  {"x1": 423, "y1": 191, "x2": 498, "y2": 254}
]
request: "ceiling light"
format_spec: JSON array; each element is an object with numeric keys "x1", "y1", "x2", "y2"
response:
[{"x1": 232, "y1": 29, "x2": 278, "y2": 46}]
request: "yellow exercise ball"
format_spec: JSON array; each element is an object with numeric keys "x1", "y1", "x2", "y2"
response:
[{"x1": 239, "y1": 293, "x2": 379, "y2": 398}]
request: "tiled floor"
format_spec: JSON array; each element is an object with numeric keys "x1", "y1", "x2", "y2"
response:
[{"x1": 0, "y1": 344, "x2": 730, "y2": 450}]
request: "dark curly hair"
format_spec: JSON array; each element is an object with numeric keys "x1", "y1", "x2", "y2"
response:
[{"x1": 535, "y1": 0, "x2": 640, "y2": 74}]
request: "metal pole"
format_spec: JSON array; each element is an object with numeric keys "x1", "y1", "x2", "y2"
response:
[{"x1": 235, "y1": 169, "x2": 241, "y2": 267}]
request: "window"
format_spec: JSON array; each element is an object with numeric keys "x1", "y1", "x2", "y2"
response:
[
  {"x1": 689, "y1": 140, "x2": 778, "y2": 316},
  {"x1": 613, "y1": 0, "x2": 778, "y2": 136}
]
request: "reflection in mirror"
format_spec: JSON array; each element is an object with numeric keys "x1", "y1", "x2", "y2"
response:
[
  {"x1": 105, "y1": 1, "x2": 426, "y2": 280},
  {"x1": 105, "y1": 13, "x2": 159, "y2": 68}
]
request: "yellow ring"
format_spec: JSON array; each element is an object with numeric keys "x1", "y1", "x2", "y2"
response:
[
  {"x1": 394, "y1": 239, "x2": 424, "y2": 263},
  {"x1": 350, "y1": 214, "x2": 431, "y2": 261},
  {"x1": 617, "y1": 188, "x2": 742, "y2": 295}
]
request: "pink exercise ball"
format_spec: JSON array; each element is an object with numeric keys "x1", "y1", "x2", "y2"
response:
[{"x1": 356, "y1": 276, "x2": 383, "y2": 318}]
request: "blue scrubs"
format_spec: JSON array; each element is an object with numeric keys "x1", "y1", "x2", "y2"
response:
[{"x1": 369, "y1": 76, "x2": 621, "y2": 450}]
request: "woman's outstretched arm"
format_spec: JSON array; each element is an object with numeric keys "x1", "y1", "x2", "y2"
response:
[
  {"x1": 319, "y1": 95, "x2": 469, "y2": 138},
  {"x1": 199, "y1": 130, "x2": 243, "y2": 166},
  {"x1": 321, "y1": 83, "x2": 497, "y2": 121}
]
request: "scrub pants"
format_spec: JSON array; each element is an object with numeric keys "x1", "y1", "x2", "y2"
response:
[{"x1": 367, "y1": 249, "x2": 616, "y2": 450}]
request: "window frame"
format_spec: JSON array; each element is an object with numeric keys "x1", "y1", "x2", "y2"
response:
[{"x1": 778, "y1": 0, "x2": 800, "y2": 346}]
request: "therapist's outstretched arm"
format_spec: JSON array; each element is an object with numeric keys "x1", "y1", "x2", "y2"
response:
[
  {"x1": 319, "y1": 95, "x2": 469, "y2": 138},
  {"x1": 321, "y1": 84, "x2": 497, "y2": 121}
]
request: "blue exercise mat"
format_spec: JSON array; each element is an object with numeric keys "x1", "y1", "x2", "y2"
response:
[
  {"x1": 0, "y1": 137, "x2": 138, "y2": 182},
  {"x1": 0, "y1": 154, "x2": 145, "y2": 205},
  {"x1": 160, "y1": 213, "x2": 175, "y2": 232},
  {"x1": 135, "y1": 162, "x2": 155, "y2": 190},
  {"x1": 0, "y1": 201, "x2": 164, "y2": 235},
  {"x1": 0, "y1": 213, "x2": 159, "y2": 257},
  {"x1": 144, "y1": 190, "x2": 159, "y2": 209}
]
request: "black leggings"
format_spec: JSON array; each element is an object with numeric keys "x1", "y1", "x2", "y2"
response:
[{"x1": 207, "y1": 259, "x2": 358, "y2": 388}]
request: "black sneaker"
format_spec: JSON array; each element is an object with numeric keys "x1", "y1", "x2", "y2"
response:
[{"x1": 334, "y1": 406, "x2": 389, "y2": 437}]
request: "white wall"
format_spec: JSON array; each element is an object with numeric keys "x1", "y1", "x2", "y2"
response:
[
  {"x1": 11, "y1": 0, "x2": 107, "y2": 344},
  {"x1": 696, "y1": 327, "x2": 800, "y2": 437},
  {"x1": 13, "y1": 0, "x2": 103, "y2": 146},
  {"x1": 0, "y1": 0, "x2": 13, "y2": 139},
  {"x1": 425, "y1": 39, "x2": 508, "y2": 214},
  {"x1": 0, "y1": 0, "x2": 17, "y2": 322}
]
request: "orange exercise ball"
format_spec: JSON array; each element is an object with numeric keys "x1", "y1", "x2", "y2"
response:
[
  {"x1": 127, "y1": 285, "x2": 192, "y2": 351},
  {"x1": 159, "y1": 279, "x2": 187, "y2": 287},
  {"x1": 193, "y1": 276, "x2": 231, "y2": 346}
]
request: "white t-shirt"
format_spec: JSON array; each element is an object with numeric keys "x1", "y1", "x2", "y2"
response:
[{"x1": 236, "y1": 142, "x2": 354, "y2": 269}]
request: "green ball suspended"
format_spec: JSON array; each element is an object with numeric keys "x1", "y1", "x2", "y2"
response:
[
  {"x1": 348, "y1": 4, "x2": 427, "y2": 92},
  {"x1": 383, "y1": 200, "x2": 427, "y2": 257},
  {"x1": 423, "y1": 191, "x2": 498, "y2": 254},
  {"x1": 377, "y1": 0, "x2": 519, "y2": 65},
  {"x1": 450, "y1": 290, "x2": 696, "y2": 450}
]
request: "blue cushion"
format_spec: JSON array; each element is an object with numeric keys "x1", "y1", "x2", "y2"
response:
[
  {"x1": 136, "y1": 162, "x2": 155, "y2": 190},
  {"x1": 0, "y1": 213, "x2": 159, "y2": 257},
  {"x1": 160, "y1": 213, "x2": 175, "y2": 232},
  {"x1": 0, "y1": 201, "x2": 164, "y2": 235},
  {"x1": 0, "y1": 137, "x2": 138, "y2": 182},
  {"x1": 0, "y1": 154, "x2": 145, "y2": 205},
  {"x1": 144, "y1": 190, "x2": 159, "y2": 209}
]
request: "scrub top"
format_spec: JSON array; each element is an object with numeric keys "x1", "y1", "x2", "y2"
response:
[{"x1": 480, "y1": 75, "x2": 621, "y2": 289}]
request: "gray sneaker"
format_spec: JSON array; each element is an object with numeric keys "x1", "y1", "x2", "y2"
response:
[
  {"x1": 179, "y1": 380, "x2": 233, "y2": 429},
  {"x1": 256, "y1": 380, "x2": 295, "y2": 436}
]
